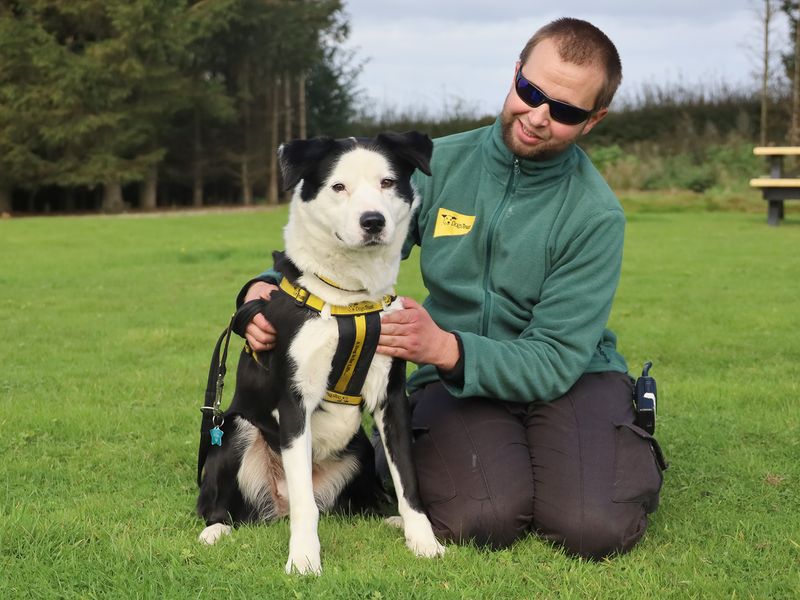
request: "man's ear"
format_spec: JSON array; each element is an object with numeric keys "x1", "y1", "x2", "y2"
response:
[
  {"x1": 581, "y1": 107, "x2": 608, "y2": 136},
  {"x1": 278, "y1": 137, "x2": 338, "y2": 191},
  {"x1": 375, "y1": 131, "x2": 433, "y2": 176}
]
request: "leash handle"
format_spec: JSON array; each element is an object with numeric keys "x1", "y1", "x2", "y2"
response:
[
  {"x1": 197, "y1": 300, "x2": 269, "y2": 487},
  {"x1": 213, "y1": 314, "x2": 236, "y2": 414}
]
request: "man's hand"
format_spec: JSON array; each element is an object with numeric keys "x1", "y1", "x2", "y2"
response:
[
  {"x1": 243, "y1": 281, "x2": 278, "y2": 352},
  {"x1": 377, "y1": 297, "x2": 460, "y2": 371}
]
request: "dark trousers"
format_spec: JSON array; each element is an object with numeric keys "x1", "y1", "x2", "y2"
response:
[{"x1": 399, "y1": 372, "x2": 666, "y2": 560}]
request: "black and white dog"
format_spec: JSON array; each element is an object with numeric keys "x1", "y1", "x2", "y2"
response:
[{"x1": 196, "y1": 131, "x2": 444, "y2": 575}]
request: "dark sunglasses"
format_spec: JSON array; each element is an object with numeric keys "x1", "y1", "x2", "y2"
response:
[{"x1": 514, "y1": 67, "x2": 593, "y2": 126}]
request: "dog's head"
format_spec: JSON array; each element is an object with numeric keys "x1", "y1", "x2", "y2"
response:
[{"x1": 278, "y1": 131, "x2": 432, "y2": 250}]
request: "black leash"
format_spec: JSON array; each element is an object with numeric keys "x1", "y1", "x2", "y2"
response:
[{"x1": 196, "y1": 299, "x2": 268, "y2": 487}]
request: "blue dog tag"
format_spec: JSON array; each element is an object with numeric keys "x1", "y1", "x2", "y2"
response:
[{"x1": 210, "y1": 426, "x2": 224, "y2": 446}]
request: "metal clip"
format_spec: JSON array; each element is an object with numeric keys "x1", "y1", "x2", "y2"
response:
[{"x1": 214, "y1": 372, "x2": 225, "y2": 412}]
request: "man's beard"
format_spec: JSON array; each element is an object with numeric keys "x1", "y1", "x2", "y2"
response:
[{"x1": 500, "y1": 110, "x2": 582, "y2": 161}]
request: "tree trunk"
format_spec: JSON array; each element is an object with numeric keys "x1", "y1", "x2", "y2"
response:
[
  {"x1": 0, "y1": 187, "x2": 11, "y2": 213},
  {"x1": 760, "y1": 1, "x2": 773, "y2": 146},
  {"x1": 284, "y1": 71, "x2": 293, "y2": 143},
  {"x1": 140, "y1": 167, "x2": 158, "y2": 210},
  {"x1": 193, "y1": 172, "x2": 204, "y2": 207},
  {"x1": 64, "y1": 187, "x2": 76, "y2": 212},
  {"x1": 192, "y1": 110, "x2": 204, "y2": 207},
  {"x1": 102, "y1": 182, "x2": 124, "y2": 213},
  {"x1": 241, "y1": 158, "x2": 253, "y2": 205},
  {"x1": 268, "y1": 78, "x2": 280, "y2": 205},
  {"x1": 792, "y1": 11, "x2": 800, "y2": 146},
  {"x1": 240, "y1": 57, "x2": 253, "y2": 205},
  {"x1": 298, "y1": 72, "x2": 307, "y2": 139}
]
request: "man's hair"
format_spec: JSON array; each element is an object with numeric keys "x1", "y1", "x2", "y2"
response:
[{"x1": 519, "y1": 17, "x2": 622, "y2": 110}]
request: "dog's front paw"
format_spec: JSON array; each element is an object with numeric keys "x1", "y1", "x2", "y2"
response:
[
  {"x1": 403, "y1": 513, "x2": 445, "y2": 558},
  {"x1": 198, "y1": 523, "x2": 232, "y2": 545},
  {"x1": 407, "y1": 533, "x2": 446, "y2": 558},
  {"x1": 285, "y1": 535, "x2": 322, "y2": 575}
]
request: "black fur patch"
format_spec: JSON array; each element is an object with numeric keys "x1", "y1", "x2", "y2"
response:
[{"x1": 279, "y1": 137, "x2": 354, "y2": 201}]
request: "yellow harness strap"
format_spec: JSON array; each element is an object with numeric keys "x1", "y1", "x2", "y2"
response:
[{"x1": 277, "y1": 278, "x2": 394, "y2": 406}]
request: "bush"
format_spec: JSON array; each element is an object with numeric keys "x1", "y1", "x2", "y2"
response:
[{"x1": 587, "y1": 140, "x2": 761, "y2": 194}]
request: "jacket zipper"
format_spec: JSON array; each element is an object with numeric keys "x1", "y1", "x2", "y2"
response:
[{"x1": 481, "y1": 158, "x2": 520, "y2": 336}]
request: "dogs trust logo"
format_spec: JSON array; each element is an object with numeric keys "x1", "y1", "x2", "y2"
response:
[{"x1": 433, "y1": 207, "x2": 476, "y2": 238}]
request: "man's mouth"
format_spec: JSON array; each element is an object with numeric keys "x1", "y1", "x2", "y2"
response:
[{"x1": 518, "y1": 120, "x2": 544, "y2": 144}]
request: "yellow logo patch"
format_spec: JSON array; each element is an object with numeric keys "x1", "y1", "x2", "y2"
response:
[{"x1": 433, "y1": 208, "x2": 476, "y2": 238}]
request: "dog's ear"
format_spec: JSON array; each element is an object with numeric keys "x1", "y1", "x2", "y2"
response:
[
  {"x1": 278, "y1": 137, "x2": 338, "y2": 191},
  {"x1": 375, "y1": 131, "x2": 433, "y2": 176}
]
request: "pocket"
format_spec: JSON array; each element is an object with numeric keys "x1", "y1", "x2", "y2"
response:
[
  {"x1": 612, "y1": 422, "x2": 668, "y2": 511},
  {"x1": 411, "y1": 425, "x2": 457, "y2": 505}
]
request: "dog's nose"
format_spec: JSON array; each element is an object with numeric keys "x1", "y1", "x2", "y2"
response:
[{"x1": 360, "y1": 211, "x2": 386, "y2": 234}]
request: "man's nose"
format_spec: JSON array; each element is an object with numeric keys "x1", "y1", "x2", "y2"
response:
[{"x1": 526, "y1": 103, "x2": 550, "y2": 127}]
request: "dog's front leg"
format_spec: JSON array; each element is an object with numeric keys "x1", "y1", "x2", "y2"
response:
[
  {"x1": 374, "y1": 359, "x2": 445, "y2": 558},
  {"x1": 279, "y1": 397, "x2": 322, "y2": 575}
]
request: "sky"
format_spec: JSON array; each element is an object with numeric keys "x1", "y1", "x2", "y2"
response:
[{"x1": 340, "y1": 1, "x2": 792, "y2": 117}]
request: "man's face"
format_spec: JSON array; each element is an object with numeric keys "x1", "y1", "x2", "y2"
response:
[{"x1": 501, "y1": 37, "x2": 608, "y2": 160}]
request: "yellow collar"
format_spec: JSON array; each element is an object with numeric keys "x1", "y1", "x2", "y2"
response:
[
  {"x1": 316, "y1": 274, "x2": 366, "y2": 293},
  {"x1": 279, "y1": 278, "x2": 394, "y2": 315}
]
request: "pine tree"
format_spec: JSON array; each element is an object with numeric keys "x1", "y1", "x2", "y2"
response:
[{"x1": 0, "y1": 5, "x2": 66, "y2": 211}]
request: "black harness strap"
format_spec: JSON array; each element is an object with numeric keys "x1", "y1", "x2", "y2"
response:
[{"x1": 326, "y1": 311, "x2": 382, "y2": 402}]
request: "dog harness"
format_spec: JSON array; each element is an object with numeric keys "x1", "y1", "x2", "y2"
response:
[
  {"x1": 278, "y1": 277, "x2": 394, "y2": 406},
  {"x1": 197, "y1": 278, "x2": 394, "y2": 483}
]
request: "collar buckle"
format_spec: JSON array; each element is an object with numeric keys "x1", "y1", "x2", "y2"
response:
[{"x1": 292, "y1": 286, "x2": 310, "y2": 307}]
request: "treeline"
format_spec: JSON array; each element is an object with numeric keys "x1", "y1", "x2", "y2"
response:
[
  {"x1": 0, "y1": 0, "x2": 358, "y2": 214},
  {"x1": 1, "y1": 1, "x2": 795, "y2": 214}
]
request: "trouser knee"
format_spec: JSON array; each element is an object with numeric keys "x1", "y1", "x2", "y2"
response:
[
  {"x1": 541, "y1": 506, "x2": 649, "y2": 560},
  {"x1": 429, "y1": 500, "x2": 531, "y2": 551}
]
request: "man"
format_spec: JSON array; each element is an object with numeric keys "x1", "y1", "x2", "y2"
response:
[{"x1": 241, "y1": 17, "x2": 666, "y2": 560}]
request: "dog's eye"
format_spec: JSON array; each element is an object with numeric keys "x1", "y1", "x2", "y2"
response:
[
  {"x1": 380, "y1": 178, "x2": 395, "y2": 189},
  {"x1": 331, "y1": 183, "x2": 346, "y2": 193}
]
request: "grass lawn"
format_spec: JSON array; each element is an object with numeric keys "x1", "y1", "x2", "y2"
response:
[{"x1": 1, "y1": 200, "x2": 798, "y2": 598}]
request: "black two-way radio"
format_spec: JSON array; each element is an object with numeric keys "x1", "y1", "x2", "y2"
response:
[{"x1": 634, "y1": 361, "x2": 657, "y2": 434}]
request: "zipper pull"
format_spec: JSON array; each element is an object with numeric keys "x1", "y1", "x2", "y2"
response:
[{"x1": 513, "y1": 158, "x2": 520, "y2": 176}]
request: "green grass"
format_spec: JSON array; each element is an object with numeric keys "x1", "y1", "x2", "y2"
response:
[{"x1": 1, "y1": 201, "x2": 799, "y2": 599}]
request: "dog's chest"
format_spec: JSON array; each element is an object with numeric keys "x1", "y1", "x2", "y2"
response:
[{"x1": 288, "y1": 314, "x2": 391, "y2": 452}]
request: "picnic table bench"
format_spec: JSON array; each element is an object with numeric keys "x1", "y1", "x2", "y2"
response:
[{"x1": 750, "y1": 146, "x2": 800, "y2": 226}]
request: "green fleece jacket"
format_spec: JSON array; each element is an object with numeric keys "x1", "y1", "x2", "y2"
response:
[{"x1": 405, "y1": 118, "x2": 628, "y2": 402}]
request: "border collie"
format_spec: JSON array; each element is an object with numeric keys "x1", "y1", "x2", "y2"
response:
[{"x1": 196, "y1": 131, "x2": 445, "y2": 575}]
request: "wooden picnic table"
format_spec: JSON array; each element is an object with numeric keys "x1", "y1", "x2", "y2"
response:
[{"x1": 750, "y1": 147, "x2": 800, "y2": 226}]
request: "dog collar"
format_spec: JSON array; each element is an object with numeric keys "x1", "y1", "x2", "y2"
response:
[{"x1": 279, "y1": 278, "x2": 394, "y2": 315}]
